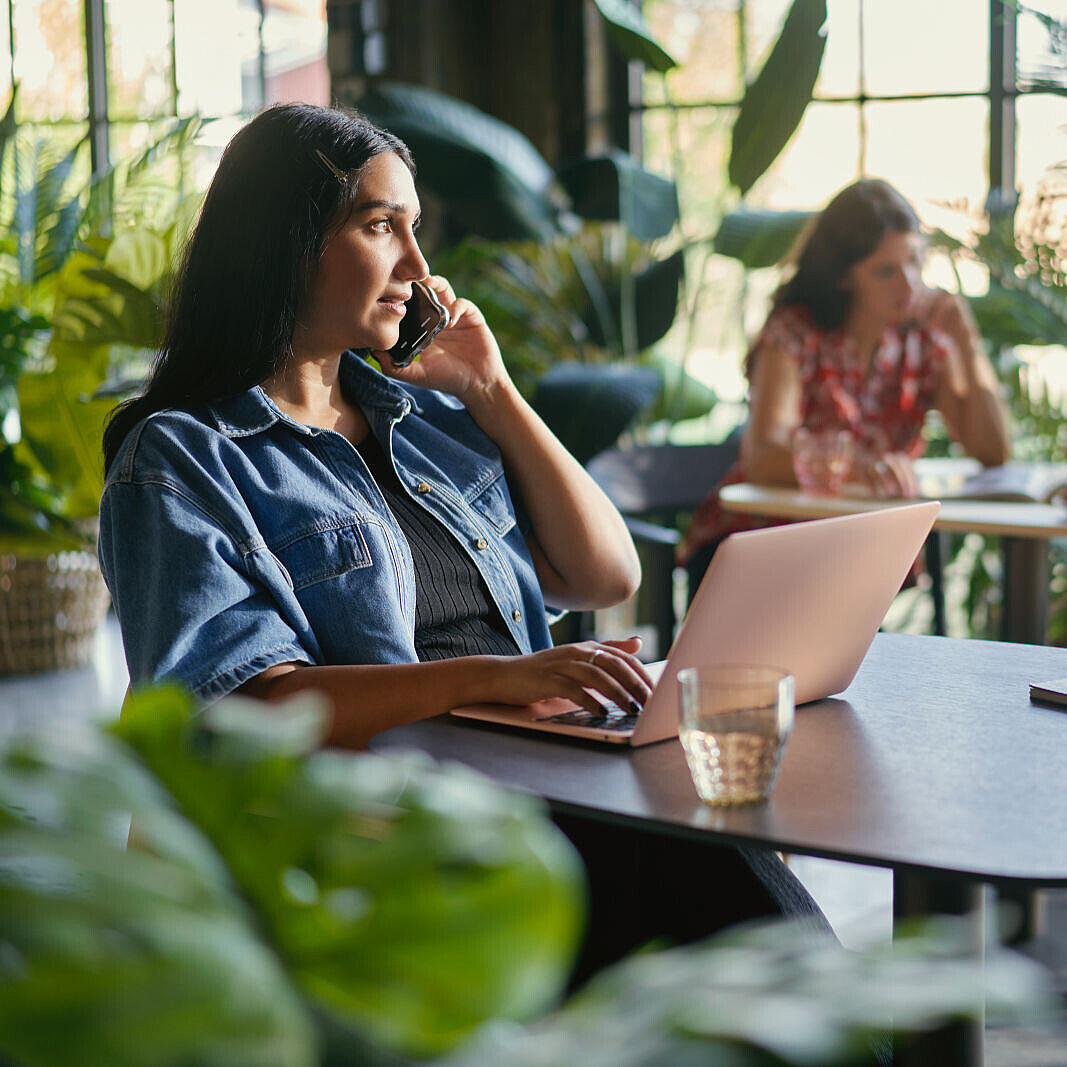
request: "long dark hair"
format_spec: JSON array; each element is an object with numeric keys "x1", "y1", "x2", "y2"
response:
[
  {"x1": 772, "y1": 178, "x2": 920, "y2": 330},
  {"x1": 103, "y1": 103, "x2": 414, "y2": 473}
]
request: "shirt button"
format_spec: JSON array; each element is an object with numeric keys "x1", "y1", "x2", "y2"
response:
[
  {"x1": 512, "y1": 609, "x2": 522, "y2": 622},
  {"x1": 474, "y1": 538, "x2": 488, "y2": 550},
  {"x1": 416, "y1": 482, "x2": 431, "y2": 493}
]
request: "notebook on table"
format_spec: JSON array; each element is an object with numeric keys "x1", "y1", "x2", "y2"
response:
[{"x1": 451, "y1": 500, "x2": 941, "y2": 746}]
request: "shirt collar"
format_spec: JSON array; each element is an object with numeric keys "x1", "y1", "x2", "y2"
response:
[{"x1": 206, "y1": 351, "x2": 421, "y2": 439}]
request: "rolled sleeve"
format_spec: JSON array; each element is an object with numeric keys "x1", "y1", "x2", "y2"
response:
[{"x1": 99, "y1": 479, "x2": 315, "y2": 703}]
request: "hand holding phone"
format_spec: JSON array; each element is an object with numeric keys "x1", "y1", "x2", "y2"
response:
[{"x1": 386, "y1": 279, "x2": 450, "y2": 368}]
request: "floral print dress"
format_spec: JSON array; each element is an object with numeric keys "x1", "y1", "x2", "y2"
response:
[{"x1": 676, "y1": 304, "x2": 949, "y2": 566}]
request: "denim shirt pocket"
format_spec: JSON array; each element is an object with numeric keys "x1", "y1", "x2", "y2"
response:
[
  {"x1": 271, "y1": 518, "x2": 374, "y2": 590},
  {"x1": 466, "y1": 470, "x2": 517, "y2": 537}
]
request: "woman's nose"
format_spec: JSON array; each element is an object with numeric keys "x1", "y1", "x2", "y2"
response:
[{"x1": 399, "y1": 235, "x2": 430, "y2": 281}]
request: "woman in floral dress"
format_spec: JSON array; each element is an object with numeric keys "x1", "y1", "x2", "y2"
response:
[{"x1": 678, "y1": 178, "x2": 1011, "y2": 590}]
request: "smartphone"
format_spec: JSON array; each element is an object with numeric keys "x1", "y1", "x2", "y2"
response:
[
  {"x1": 386, "y1": 280, "x2": 450, "y2": 368},
  {"x1": 1029, "y1": 677, "x2": 1067, "y2": 709}
]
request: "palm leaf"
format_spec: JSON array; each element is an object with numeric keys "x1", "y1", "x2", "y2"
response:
[
  {"x1": 11, "y1": 134, "x2": 86, "y2": 287},
  {"x1": 590, "y1": 0, "x2": 677, "y2": 72},
  {"x1": 728, "y1": 0, "x2": 828, "y2": 196},
  {"x1": 15, "y1": 338, "x2": 112, "y2": 518},
  {"x1": 0, "y1": 88, "x2": 16, "y2": 206}
]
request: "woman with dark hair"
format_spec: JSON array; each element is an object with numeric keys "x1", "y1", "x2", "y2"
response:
[
  {"x1": 678, "y1": 177, "x2": 1011, "y2": 588},
  {"x1": 100, "y1": 103, "x2": 835, "y2": 987},
  {"x1": 100, "y1": 101, "x2": 653, "y2": 744}
]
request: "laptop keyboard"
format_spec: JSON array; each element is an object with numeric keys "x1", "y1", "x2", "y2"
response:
[{"x1": 543, "y1": 702, "x2": 640, "y2": 733}]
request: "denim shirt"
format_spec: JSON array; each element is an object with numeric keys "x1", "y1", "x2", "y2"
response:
[{"x1": 98, "y1": 352, "x2": 554, "y2": 703}]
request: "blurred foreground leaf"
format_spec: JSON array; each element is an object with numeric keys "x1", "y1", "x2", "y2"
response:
[
  {"x1": 113, "y1": 687, "x2": 585, "y2": 1059},
  {"x1": 0, "y1": 714, "x2": 317, "y2": 1067},
  {"x1": 446, "y1": 917, "x2": 1056, "y2": 1067},
  {"x1": 0, "y1": 687, "x2": 1055, "y2": 1066}
]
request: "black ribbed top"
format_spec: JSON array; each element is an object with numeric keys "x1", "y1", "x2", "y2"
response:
[{"x1": 356, "y1": 434, "x2": 520, "y2": 662}]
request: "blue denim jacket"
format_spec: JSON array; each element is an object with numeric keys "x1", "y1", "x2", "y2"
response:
[{"x1": 98, "y1": 352, "x2": 554, "y2": 702}]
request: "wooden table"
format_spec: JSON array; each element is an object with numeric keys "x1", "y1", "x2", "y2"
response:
[
  {"x1": 718, "y1": 459, "x2": 1067, "y2": 645},
  {"x1": 374, "y1": 631, "x2": 1067, "y2": 1065}
]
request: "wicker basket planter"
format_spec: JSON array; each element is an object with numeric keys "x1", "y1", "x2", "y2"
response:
[{"x1": 0, "y1": 549, "x2": 111, "y2": 674}]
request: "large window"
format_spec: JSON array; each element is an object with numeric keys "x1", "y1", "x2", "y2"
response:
[
  {"x1": 639, "y1": 0, "x2": 1067, "y2": 424},
  {"x1": 1, "y1": 0, "x2": 328, "y2": 189}
]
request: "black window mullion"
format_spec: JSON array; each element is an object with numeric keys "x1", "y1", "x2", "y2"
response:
[
  {"x1": 83, "y1": 0, "x2": 110, "y2": 177},
  {"x1": 989, "y1": 0, "x2": 1018, "y2": 213}
]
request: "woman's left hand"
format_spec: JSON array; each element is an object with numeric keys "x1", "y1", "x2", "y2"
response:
[
  {"x1": 374, "y1": 275, "x2": 509, "y2": 405},
  {"x1": 919, "y1": 289, "x2": 978, "y2": 350}
]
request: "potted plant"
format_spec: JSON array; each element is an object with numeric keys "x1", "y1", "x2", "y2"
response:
[{"x1": 0, "y1": 93, "x2": 199, "y2": 672}]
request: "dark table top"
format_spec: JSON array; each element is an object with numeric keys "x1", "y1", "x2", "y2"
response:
[{"x1": 372, "y1": 632, "x2": 1067, "y2": 888}]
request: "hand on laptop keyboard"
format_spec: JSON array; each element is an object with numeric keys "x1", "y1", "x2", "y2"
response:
[{"x1": 480, "y1": 638, "x2": 653, "y2": 719}]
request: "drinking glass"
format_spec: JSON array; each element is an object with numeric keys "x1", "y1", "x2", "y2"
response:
[
  {"x1": 792, "y1": 427, "x2": 854, "y2": 495},
  {"x1": 677, "y1": 664, "x2": 795, "y2": 806}
]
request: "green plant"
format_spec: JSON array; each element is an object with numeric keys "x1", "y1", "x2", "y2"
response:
[
  {"x1": 351, "y1": 0, "x2": 828, "y2": 444},
  {"x1": 0, "y1": 687, "x2": 1053, "y2": 1067},
  {"x1": 0, "y1": 93, "x2": 199, "y2": 552},
  {"x1": 921, "y1": 183, "x2": 1067, "y2": 642}
]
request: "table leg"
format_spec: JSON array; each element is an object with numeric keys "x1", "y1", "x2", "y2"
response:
[
  {"x1": 892, "y1": 871, "x2": 985, "y2": 1067},
  {"x1": 996, "y1": 538, "x2": 1047, "y2": 944},
  {"x1": 1000, "y1": 537, "x2": 1049, "y2": 645},
  {"x1": 925, "y1": 530, "x2": 947, "y2": 637}
]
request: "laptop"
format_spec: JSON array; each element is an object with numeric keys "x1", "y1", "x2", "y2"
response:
[{"x1": 451, "y1": 500, "x2": 940, "y2": 746}]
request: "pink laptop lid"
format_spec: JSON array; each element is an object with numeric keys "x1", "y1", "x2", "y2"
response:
[{"x1": 630, "y1": 499, "x2": 941, "y2": 743}]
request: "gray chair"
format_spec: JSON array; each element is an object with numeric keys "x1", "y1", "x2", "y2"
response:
[
  {"x1": 531, "y1": 362, "x2": 664, "y2": 466},
  {"x1": 574, "y1": 439, "x2": 741, "y2": 658}
]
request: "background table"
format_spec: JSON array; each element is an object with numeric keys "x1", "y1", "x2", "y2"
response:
[{"x1": 719, "y1": 458, "x2": 1067, "y2": 645}]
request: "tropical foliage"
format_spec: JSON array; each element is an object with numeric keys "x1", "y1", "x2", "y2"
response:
[
  {"x1": 353, "y1": 0, "x2": 830, "y2": 443},
  {"x1": 904, "y1": 182, "x2": 1067, "y2": 643},
  {"x1": 0, "y1": 92, "x2": 200, "y2": 551},
  {"x1": 0, "y1": 686, "x2": 1052, "y2": 1066}
]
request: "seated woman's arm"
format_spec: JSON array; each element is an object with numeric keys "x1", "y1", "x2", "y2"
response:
[
  {"x1": 740, "y1": 339, "x2": 920, "y2": 498},
  {"x1": 738, "y1": 342, "x2": 803, "y2": 486},
  {"x1": 928, "y1": 292, "x2": 1012, "y2": 467},
  {"x1": 464, "y1": 378, "x2": 640, "y2": 611},
  {"x1": 240, "y1": 637, "x2": 650, "y2": 750},
  {"x1": 385, "y1": 278, "x2": 641, "y2": 612}
]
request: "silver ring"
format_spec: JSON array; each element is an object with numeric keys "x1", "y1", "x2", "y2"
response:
[{"x1": 590, "y1": 649, "x2": 602, "y2": 667}]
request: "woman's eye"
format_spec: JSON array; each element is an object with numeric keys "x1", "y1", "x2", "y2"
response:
[{"x1": 370, "y1": 218, "x2": 392, "y2": 234}]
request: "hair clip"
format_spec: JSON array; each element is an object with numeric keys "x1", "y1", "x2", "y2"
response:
[{"x1": 315, "y1": 149, "x2": 348, "y2": 185}]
